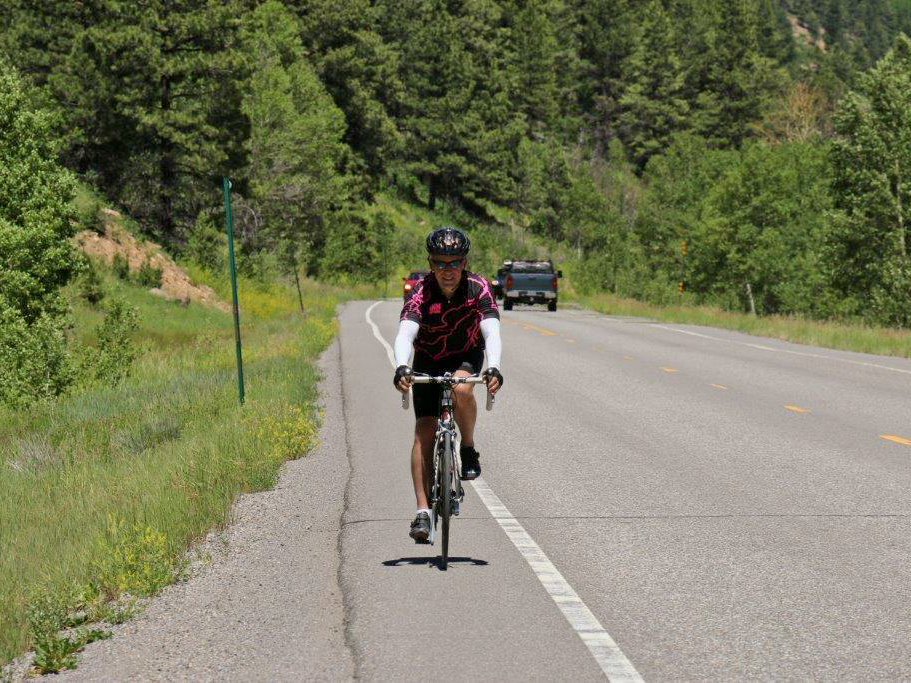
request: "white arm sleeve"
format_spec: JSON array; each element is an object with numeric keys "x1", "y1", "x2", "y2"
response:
[
  {"x1": 480, "y1": 318, "x2": 502, "y2": 369},
  {"x1": 393, "y1": 320, "x2": 419, "y2": 367}
]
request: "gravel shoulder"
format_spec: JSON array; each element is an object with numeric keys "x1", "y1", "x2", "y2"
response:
[{"x1": 43, "y1": 338, "x2": 355, "y2": 682}]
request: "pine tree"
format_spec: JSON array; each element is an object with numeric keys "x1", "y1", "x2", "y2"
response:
[
  {"x1": 293, "y1": 0, "x2": 403, "y2": 185},
  {"x1": 681, "y1": 0, "x2": 780, "y2": 148},
  {"x1": 616, "y1": 1, "x2": 689, "y2": 171},
  {"x1": 575, "y1": 0, "x2": 639, "y2": 152},
  {"x1": 502, "y1": 0, "x2": 561, "y2": 136},
  {"x1": 829, "y1": 33, "x2": 911, "y2": 325},
  {"x1": 240, "y1": 0, "x2": 352, "y2": 266},
  {"x1": 48, "y1": 1, "x2": 247, "y2": 242},
  {"x1": 389, "y1": 0, "x2": 523, "y2": 210}
]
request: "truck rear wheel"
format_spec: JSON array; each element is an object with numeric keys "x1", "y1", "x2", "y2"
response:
[{"x1": 547, "y1": 300, "x2": 557, "y2": 312}]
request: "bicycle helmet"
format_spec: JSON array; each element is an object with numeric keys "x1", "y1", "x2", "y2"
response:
[{"x1": 426, "y1": 226, "x2": 470, "y2": 256}]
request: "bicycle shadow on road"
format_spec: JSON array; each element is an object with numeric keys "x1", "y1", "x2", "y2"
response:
[{"x1": 382, "y1": 556, "x2": 489, "y2": 570}]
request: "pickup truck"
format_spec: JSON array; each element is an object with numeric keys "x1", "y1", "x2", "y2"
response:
[{"x1": 501, "y1": 260, "x2": 562, "y2": 311}]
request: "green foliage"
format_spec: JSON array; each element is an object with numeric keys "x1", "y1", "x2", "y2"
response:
[
  {"x1": 617, "y1": 1, "x2": 689, "y2": 170},
  {"x1": 319, "y1": 211, "x2": 388, "y2": 282},
  {"x1": 387, "y1": 0, "x2": 524, "y2": 209},
  {"x1": 0, "y1": 61, "x2": 79, "y2": 406},
  {"x1": 25, "y1": 0, "x2": 248, "y2": 242},
  {"x1": 0, "y1": 273, "x2": 342, "y2": 665},
  {"x1": 79, "y1": 299, "x2": 140, "y2": 385},
  {"x1": 829, "y1": 33, "x2": 911, "y2": 325},
  {"x1": 135, "y1": 259, "x2": 163, "y2": 289},
  {"x1": 630, "y1": 134, "x2": 838, "y2": 317},
  {"x1": 78, "y1": 259, "x2": 106, "y2": 306},
  {"x1": 294, "y1": 0, "x2": 404, "y2": 180},
  {"x1": 700, "y1": 141, "x2": 834, "y2": 315},
  {"x1": 112, "y1": 254, "x2": 130, "y2": 281},
  {"x1": 27, "y1": 593, "x2": 110, "y2": 675},
  {"x1": 0, "y1": 62, "x2": 77, "y2": 322},
  {"x1": 186, "y1": 211, "x2": 225, "y2": 273},
  {"x1": 240, "y1": 0, "x2": 353, "y2": 276},
  {"x1": 94, "y1": 520, "x2": 175, "y2": 598},
  {"x1": 682, "y1": 1, "x2": 783, "y2": 148},
  {"x1": 76, "y1": 198, "x2": 105, "y2": 235},
  {"x1": 0, "y1": 303, "x2": 75, "y2": 408}
]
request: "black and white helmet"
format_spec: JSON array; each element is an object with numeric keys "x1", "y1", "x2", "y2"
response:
[{"x1": 426, "y1": 226, "x2": 470, "y2": 256}]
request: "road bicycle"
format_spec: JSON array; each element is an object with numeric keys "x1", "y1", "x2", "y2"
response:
[{"x1": 402, "y1": 372, "x2": 494, "y2": 570}]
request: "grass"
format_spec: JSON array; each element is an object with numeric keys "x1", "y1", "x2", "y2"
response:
[
  {"x1": 565, "y1": 289, "x2": 911, "y2": 359},
  {"x1": 0, "y1": 266, "x2": 356, "y2": 671}
]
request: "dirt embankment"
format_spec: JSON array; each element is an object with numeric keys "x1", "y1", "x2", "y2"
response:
[{"x1": 76, "y1": 209, "x2": 230, "y2": 312}]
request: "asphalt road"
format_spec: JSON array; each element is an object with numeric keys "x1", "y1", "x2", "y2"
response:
[
  {"x1": 348, "y1": 300, "x2": 911, "y2": 681},
  {"x1": 46, "y1": 300, "x2": 911, "y2": 681}
]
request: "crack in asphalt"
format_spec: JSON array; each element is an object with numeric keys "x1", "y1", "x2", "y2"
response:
[
  {"x1": 335, "y1": 327, "x2": 364, "y2": 680},
  {"x1": 342, "y1": 513, "x2": 911, "y2": 525}
]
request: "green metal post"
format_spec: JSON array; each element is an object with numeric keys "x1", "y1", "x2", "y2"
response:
[{"x1": 222, "y1": 177, "x2": 245, "y2": 405}]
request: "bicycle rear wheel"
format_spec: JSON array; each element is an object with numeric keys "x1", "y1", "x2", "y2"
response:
[{"x1": 439, "y1": 431, "x2": 452, "y2": 570}]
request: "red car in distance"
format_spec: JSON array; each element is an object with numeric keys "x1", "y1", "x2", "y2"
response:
[{"x1": 402, "y1": 270, "x2": 430, "y2": 300}]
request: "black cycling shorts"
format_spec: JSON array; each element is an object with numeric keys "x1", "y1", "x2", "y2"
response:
[{"x1": 412, "y1": 348, "x2": 485, "y2": 419}]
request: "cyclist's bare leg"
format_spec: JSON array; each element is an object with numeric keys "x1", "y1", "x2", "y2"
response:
[
  {"x1": 452, "y1": 369, "x2": 477, "y2": 447},
  {"x1": 411, "y1": 417, "x2": 436, "y2": 509}
]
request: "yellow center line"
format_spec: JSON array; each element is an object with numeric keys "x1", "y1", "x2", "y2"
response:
[
  {"x1": 784, "y1": 405, "x2": 810, "y2": 413},
  {"x1": 622, "y1": 355, "x2": 633, "y2": 361},
  {"x1": 661, "y1": 367, "x2": 677, "y2": 373},
  {"x1": 881, "y1": 435, "x2": 911, "y2": 447},
  {"x1": 711, "y1": 384, "x2": 728, "y2": 390},
  {"x1": 565, "y1": 338, "x2": 575, "y2": 344},
  {"x1": 521, "y1": 323, "x2": 557, "y2": 336}
]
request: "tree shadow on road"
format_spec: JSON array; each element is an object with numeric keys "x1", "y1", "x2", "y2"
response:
[{"x1": 382, "y1": 556, "x2": 489, "y2": 570}]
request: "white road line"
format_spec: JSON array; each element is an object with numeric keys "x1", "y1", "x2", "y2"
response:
[
  {"x1": 366, "y1": 301, "x2": 396, "y2": 367},
  {"x1": 651, "y1": 324, "x2": 911, "y2": 376},
  {"x1": 471, "y1": 478, "x2": 643, "y2": 682},
  {"x1": 365, "y1": 301, "x2": 643, "y2": 682}
]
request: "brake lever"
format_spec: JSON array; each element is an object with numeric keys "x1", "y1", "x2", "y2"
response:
[{"x1": 402, "y1": 387, "x2": 410, "y2": 410}]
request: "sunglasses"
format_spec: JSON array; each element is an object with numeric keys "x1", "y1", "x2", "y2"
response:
[{"x1": 429, "y1": 257, "x2": 465, "y2": 271}]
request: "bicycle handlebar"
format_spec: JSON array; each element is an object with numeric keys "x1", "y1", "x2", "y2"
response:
[{"x1": 400, "y1": 373, "x2": 495, "y2": 412}]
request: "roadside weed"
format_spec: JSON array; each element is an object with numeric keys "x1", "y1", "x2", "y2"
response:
[{"x1": 0, "y1": 274, "x2": 353, "y2": 666}]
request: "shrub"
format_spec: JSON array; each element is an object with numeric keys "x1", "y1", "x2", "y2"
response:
[
  {"x1": 186, "y1": 210, "x2": 224, "y2": 272},
  {"x1": 0, "y1": 64, "x2": 78, "y2": 323},
  {"x1": 78, "y1": 259, "x2": 106, "y2": 306},
  {"x1": 0, "y1": 62, "x2": 78, "y2": 405},
  {"x1": 0, "y1": 302, "x2": 75, "y2": 407},
  {"x1": 77, "y1": 199, "x2": 106, "y2": 235},
  {"x1": 79, "y1": 298, "x2": 139, "y2": 384},
  {"x1": 94, "y1": 519, "x2": 175, "y2": 598},
  {"x1": 135, "y1": 258, "x2": 163, "y2": 288},
  {"x1": 112, "y1": 253, "x2": 130, "y2": 280}
]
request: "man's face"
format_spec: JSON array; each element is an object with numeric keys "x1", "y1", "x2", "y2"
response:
[{"x1": 429, "y1": 255, "x2": 466, "y2": 292}]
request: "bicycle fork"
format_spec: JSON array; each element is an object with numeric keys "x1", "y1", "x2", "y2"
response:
[{"x1": 429, "y1": 427, "x2": 463, "y2": 545}]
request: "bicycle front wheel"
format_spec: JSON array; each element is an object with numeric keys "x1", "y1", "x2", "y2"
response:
[{"x1": 439, "y1": 431, "x2": 452, "y2": 570}]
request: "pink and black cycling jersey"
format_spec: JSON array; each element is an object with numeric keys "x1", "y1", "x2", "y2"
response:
[{"x1": 400, "y1": 272, "x2": 499, "y2": 361}]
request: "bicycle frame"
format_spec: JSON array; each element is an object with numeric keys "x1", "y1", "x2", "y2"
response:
[
  {"x1": 431, "y1": 381, "x2": 463, "y2": 529},
  {"x1": 400, "y1": 372, "x2": 492, "y2": 568}
]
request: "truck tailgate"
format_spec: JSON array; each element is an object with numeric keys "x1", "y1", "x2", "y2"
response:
[{"x1": 508, "y1": 273, "x2": 554, "y2": 291}]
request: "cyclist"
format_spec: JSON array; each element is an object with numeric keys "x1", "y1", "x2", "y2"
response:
[{"x1": 393, "y1": 227, "x2": 503, "y2": 542}]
